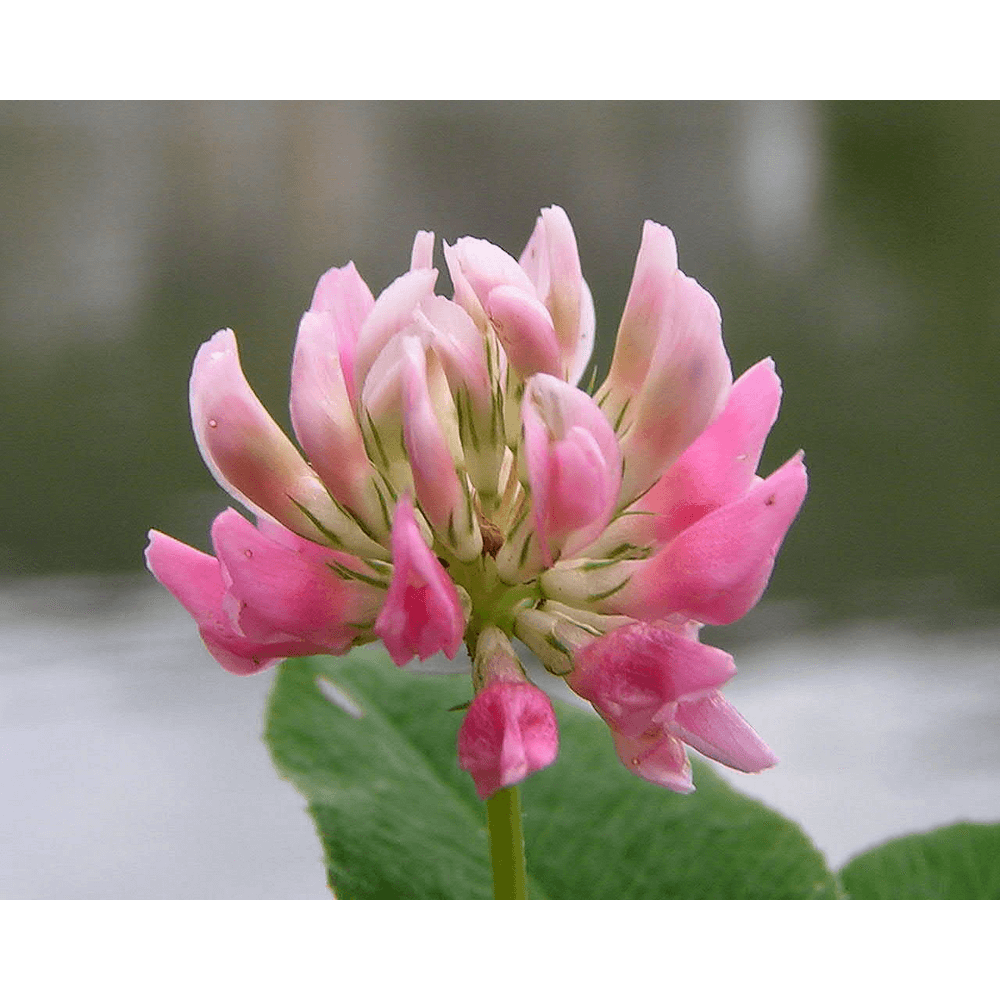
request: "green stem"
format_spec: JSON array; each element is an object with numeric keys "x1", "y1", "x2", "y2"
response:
[{"x1": 486, "y1": 785, "x2": 528, "y2": 899}]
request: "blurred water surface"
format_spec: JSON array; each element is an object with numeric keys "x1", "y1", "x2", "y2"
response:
[
  {"x1": 1, "y1": 102, "x2": 997, "y2": 897},
  {"x1": 3, "y1": 575, "x2": 998, "y2": 898}
]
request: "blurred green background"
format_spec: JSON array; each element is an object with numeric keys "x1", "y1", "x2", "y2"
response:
[
  {"x1": 2, "y1": 101, "x2": 997, "y2": 626},
  {"x1": 2, "y1": 101, "x2": 998, "y2": 899}
]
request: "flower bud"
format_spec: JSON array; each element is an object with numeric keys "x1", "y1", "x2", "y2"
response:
[{"x1": 458, "y1": 626, "x2": 558, "y2": 799}]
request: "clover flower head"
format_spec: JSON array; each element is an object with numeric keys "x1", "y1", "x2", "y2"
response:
[{"x1": 146, "y1": 206, "x2": 806, "y2": 798}]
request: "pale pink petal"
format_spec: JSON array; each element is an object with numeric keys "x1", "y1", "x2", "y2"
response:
[
  {"x1": 641, "y1": 357, "x2": 783, "y2": 544},
  {"x1": 612, "y1": 452, "x2": 808, "y2": 625},
  {"x1": 550, "y1": 427, "x2": 610, "y2": 526},
  {"x1": 400, "y1": 338, "x2": 471, "y2": 551},
  {"x1": 670, "y1": 692, "x2": 778, "y2": 773},
  {"x1": 457, "y1": 681, "x2": 559, "y2": 799},
  {"x1": 566, "y1": 279, "x2": 596, "y2": 387},
  {"x1": 618, "y1": 274, "x2": 733, "y2": 503},
  {"x1": 600, "y1": 221, "x2": 679, "y2": 401},
  {"x1": 443, "y1": 236, "x2": 536, "y2": 333},
  {"x1": 486, "y1": 284, "x2": 562, "y2": 378},
  {"x1": 374, "y1": 495, "x2": 465, "y2": 666},
  {"x1": 612, "y1": 728, "x2": 694, "y2": 794},
  {"x1": 568, "y1": 621, "x2": 736, "y2": 737},
  {"x1": 289, "y1": 310, "x2": 375, "y2": 517},
  {"x1": 210, "y1": 508, "x2": 380, "y2": 652},
  {"x1": 189, "y1": 329, "x2": 351, "y2": 544},
  {"x1": 447, "y1": 236, "x2": 536, "y2": 303},
  {"x1": 410, "y1": 230, "x2": 435, "y2": 272},
  {"x1": 353, "y1": 267, "x2": 438, "y2": 402},
  {"x1": 144, "y1": 529, "x2": 320, "y2": 675},
  {"x1": 307, "y1": 261, "x2": 375, "y2": 409},
  {"x1": 402, "y1": 341, "x2": 457, "y2": 502},
  {"x1": 311, "y1": 259, "x2": 375, "y2": 315},
  {"x1": 518, "y1": 206, "x2": 594, "y2": 385},
  {"x1": 413, "y1": 296, "x2": 492, "y2": 410},
  {"x1": 360, "y1": 327, "x2": 410, "y2": 422},
  {"x1": 409, "y1": 298, "x2": 502, "y2": 505}
]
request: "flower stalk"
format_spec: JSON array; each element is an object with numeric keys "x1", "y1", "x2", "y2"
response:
[{"x1": 486, "y1": 785, "x2": 528, "y2": 900}]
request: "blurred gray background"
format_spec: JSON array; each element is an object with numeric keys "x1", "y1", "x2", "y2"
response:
[{"x1": 2, "y1": 101, "x2": 997, "y2": 898}]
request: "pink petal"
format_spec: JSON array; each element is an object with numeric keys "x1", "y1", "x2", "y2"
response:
[
  {"x1": 210, "y1": 508, "x2": 380, "y2": 652},
  {"x1": 670, "y1": 692, "x2": 778, "y2": 773},
  {"x1": 521, "y1": 373, "x2": 621, "y2": 563},
  {"x1": 374, "y1": 495, "x2": 465, "y2": 666},
  {"x1": 457, "y1": 681, "x2": 559, "y2": 799},
  {"x1": 641, "y1": 357, "x2": 783, "y2": 544},
  {"x1": 144, "y1": 529, "x2": 320, "y2": 675},
  {"x1": 612, "y1": 728, "x2": 694, "y2": 794},
  {"x1": 614, "y1": 451, "x2": 808, "y2": 625},
  {"x1": 568, "y1": 621, "x2": 736, "y2": 737}
]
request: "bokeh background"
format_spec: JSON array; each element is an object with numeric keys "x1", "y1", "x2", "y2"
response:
[{"x1": 2, "y1": 101, "x2": 998, "y2": 898}]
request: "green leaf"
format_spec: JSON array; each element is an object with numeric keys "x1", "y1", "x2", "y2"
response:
[
  {"x1": 264, "y1": 649, "x2": 841, "y2": 899},
  {"x1": 839, "y1": 822, "x2": 1000, "y2": 899},
  {"x1": 520, "y1": 698, "x2": 840, "y2": 899}
]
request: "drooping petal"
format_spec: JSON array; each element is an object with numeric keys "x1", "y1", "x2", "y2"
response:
[
  {"x1": 541, "y1": 451, "x2": 807, "y2": 624},
  {"x1": 612, "y1": 728, "x2": 694, "y2": 794},
  {"x1": 457, "y1": 681, "x2": 559, "y2": 799},
  {"x1": 210, "y1": 508, "x2": 382, "y2": 652},
  {"x1": 189, "y1": 329, "x2": 383, "y2": 556},
  {"x1": 670, "y1": 692, "x2": 778, "y2": 773},
  {"x1": 512, "y1": 604, "x2": 609, "y2": 676},
  {"x1": 568, "y1": 621, "x2": 736, "y2": 737},
  {"x1": 374, "y1": 495, "x2": 465, "y2": 666},
  {"x1": 144, "y1": 529, "x2": 321, "y2": 675},
  {"x1": 611, "y1": 451, "x2": 808, "y2": 625}
]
